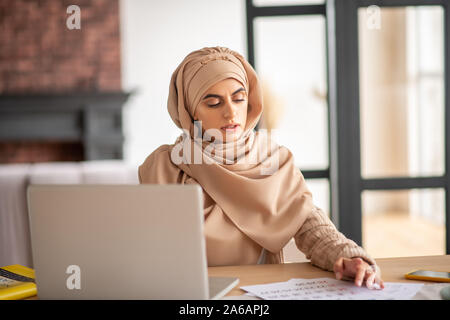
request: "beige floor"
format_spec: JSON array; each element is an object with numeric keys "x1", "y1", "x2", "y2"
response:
[
  {"x1": 282, "y1": 212, "x2": 445, "y2": 263},
  {"x1": 362, "y1": 212, "x2": 445, "y2": 258}
]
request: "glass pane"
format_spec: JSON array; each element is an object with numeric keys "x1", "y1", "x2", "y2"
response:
[
  {"x1": 253, "y1": 0, "x2": 324, "y2": 6},
  {"x1": 358, "y1": 6, "x2": 445, "y2": 178},
  {"x1": 254, "y1": 15, "x2": 328, "y2": 170},
  {"x1": 362, "y1": 189, "x2": 446, "y2": 258},
  {"x1": 283, "y1": 178, "x2": 329, "y2": 263},
  {"x1": 306, "y1": 178, "x2": 329, "y2": 216}
]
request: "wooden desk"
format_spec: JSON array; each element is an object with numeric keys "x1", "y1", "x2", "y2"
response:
[
  {"x1": 208, "y1": 255, "x2": 450, "y2": 297},
  {"x1": 26, "y1": 255, "x2": 449, "y2": 299}
]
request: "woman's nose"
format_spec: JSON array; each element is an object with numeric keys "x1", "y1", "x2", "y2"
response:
[{"x1": 223, "y1": 100, "x2": 237, "y2": 119}]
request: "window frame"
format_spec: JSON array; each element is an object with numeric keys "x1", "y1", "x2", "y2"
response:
[
  {"x1": 246, "y1": 0, "x2": 450, "y2": 254},
  {"x1": 328, "y1": 0, "x2": 449, "y2": 252}
]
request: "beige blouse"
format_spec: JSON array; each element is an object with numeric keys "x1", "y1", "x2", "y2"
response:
[{"x1": 138, "y1": 144, "x2": 377, "y2": 272}]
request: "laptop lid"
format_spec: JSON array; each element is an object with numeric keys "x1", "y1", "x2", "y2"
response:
[{"x1": 27, "y1": 184, "x2": 209, "y2": 299}]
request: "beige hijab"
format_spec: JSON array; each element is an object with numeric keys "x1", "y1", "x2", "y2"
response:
[{"x1": 138, "y1": 46, "x2": 315, "y2": 266}]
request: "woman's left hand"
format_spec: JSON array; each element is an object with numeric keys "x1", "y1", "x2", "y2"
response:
[{"x1": 333, "y1": 257, "x2": 385, "y2": 290}]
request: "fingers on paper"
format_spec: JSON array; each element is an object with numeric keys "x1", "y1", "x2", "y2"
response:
[
  {"x1": 334, "y1": 257, "x2": 385, "y2": 290},
  {"x1": 364, "y1": 265, "x2": 385, "y2": 290},
  {"x1": 367, "y1": 264, "x2": 385, "y2": 290},
  {"x1": 333, "y1": 257, "x2": 345, "y2": 280},
  {"x1": 365, "y1": 271, "x2": 377, "y2": 289},
  {"x1": 354, "y1": 260, "x2": 366, "y2": 287}
]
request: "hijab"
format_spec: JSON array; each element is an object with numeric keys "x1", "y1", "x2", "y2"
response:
[{"x1": 138, "y1": 46, "x2": 315, "y2": 266}]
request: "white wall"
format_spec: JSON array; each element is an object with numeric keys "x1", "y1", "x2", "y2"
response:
[
  {"x1": 119, "y1": 0, "x2": 329, "y2": 217},
  {"x1": 119, "y1": 0, "x2": 246, "y2": 166}
]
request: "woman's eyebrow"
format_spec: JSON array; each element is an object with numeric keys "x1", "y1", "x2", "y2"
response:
[{"x1": 202, "y1": 87, "x2": 246, "y2": 100}]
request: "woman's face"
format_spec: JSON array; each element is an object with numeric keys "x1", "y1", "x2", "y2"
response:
[{"x1": 193, "y1": 78, "x2": 248, "y2": 143}]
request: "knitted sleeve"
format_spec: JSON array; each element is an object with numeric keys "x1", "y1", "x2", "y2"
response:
[{"x1": 294, "y1": 205, "x2": 376, "y2": 272}]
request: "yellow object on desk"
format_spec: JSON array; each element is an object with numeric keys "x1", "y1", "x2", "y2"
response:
[
  {"x1": 404, "y1": 269, "x2": 450, "y2": 283},
  {"x1": 0, "y1": 265, "x2": 37, "y2": 300}
]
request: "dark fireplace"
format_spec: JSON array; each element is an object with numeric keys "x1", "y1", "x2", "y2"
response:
[{"x1": 0, "y1": 92, "x2": 131, "y2": 163}]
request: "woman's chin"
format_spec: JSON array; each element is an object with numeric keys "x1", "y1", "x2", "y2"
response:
[{"x1": 221, "y1": 130, "x2": 243, "y2": 143}]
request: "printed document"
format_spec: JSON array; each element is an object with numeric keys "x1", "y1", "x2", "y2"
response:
[{"x1": 240, "y1": 278, "x2": 423, "y2": 300}]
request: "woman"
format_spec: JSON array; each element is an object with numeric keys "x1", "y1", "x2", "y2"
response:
[{"x1": 138, "y1": 46, "x2": 384, "y2": 290}]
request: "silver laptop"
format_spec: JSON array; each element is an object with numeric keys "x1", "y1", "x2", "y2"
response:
[{"x1": 27, "y1": 184, "x2": 239, "y2": 299}]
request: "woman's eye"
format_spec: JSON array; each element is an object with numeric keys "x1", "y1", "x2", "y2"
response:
[
  {"x1": 233, "y1": 94, "x2": 246, "y2": 103},
  {"x1": 206, "y1": 97, "x2": 245, "y2": 107},
  {"x1": 206, "y1": 99, "x2": 221, "y2": 107}
]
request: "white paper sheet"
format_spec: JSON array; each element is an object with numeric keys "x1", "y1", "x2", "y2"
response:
[{"x1": 240, "y1": 278, "x2": 424, "y2": 300}]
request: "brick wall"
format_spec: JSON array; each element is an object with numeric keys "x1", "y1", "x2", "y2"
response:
[
  {"x1": 0, "y1": 0, "x2": 121, "y2": 93},
  {"x1": 0, "y1": 0, "x2": 122, "y2": 163},
  {"x1": 0, "y1": 141, "x2": 84, "y2": 163}
]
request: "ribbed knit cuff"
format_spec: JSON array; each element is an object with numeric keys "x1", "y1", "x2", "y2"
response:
[
  {"x1": 294, "y1": 205, "x2": 378, "y2": 272},
  {"x1": 325, "y1": 242, "x2": 377, "y2": 272}
]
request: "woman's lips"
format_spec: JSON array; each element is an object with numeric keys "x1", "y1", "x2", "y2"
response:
[{"x1": 221, "y1": 124, "x2": 239, "y2": 132}]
